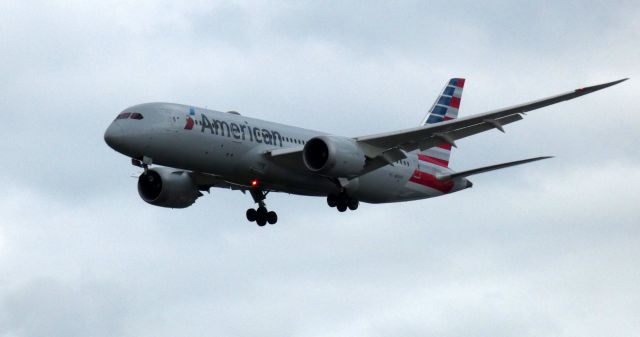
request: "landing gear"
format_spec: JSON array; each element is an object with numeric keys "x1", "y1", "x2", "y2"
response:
[
  {"x1": 348, "y1": 198, "x2": 359, "y2": 211},
  {"x1": 246, "y1": 189, "x2": 278, "y2": 226},
  {"x1": 327, "y1": 192, "x2": 359, "y2": 212},
  {"x1": 246, "y1": 206, "x2": 277, "y2": 226}
]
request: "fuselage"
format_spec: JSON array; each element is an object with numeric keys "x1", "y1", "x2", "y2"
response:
[{"x1": 104, "y1": 102, "x2": 470, "y2": 204}]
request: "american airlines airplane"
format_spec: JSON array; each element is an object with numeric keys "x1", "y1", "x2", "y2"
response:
[{"x1": 104, "y1": 78, "x2": 626, "y2": 226}]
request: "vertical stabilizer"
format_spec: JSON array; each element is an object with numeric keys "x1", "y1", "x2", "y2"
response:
[{"x1": 418, "y1": 78, "x2": 465, "y2": 167}]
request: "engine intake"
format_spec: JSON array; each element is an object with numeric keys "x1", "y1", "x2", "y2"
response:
[
  {"x1": 303, "y1": 135, "x2": 366, "y2": 177},
  {"x1": 138, "y1": 167, "x2": 202, "y2": 208}
]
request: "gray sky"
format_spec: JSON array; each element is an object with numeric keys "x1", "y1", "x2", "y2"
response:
[{"x1": 1, "y1": 1, "x2": 639, "y2": 336}]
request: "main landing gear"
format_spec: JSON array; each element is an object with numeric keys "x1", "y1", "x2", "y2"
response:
[
  {"x1": 327, "y1": 192, "x2": 359, "y2": 212},
  {"x1": 246, "y1": 189, "x2": 278, "y2": 226}
]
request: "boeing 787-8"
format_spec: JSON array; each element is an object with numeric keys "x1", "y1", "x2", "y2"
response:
[{"x1": 104, "y1": 78, "x2": 626, "y2": 226}]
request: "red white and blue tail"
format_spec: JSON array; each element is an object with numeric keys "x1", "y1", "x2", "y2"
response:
[{"x1": 418, "y1": 78, "x2": 465, "y2": 167}]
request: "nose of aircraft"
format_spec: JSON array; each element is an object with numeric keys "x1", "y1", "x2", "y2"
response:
[{"x1": 104, "y1": 122, "x2": 123, "y2": 150}]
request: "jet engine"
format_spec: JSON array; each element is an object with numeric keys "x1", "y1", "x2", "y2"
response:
[
  {"x1": 303, "y1": 135, "x2": 366, "y2": 177},
  {"x1": 137, "y1": 167, "x2": 203, "y2": 208}
]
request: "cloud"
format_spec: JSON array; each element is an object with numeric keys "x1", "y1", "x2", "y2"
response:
[
  {"x1": 0, "y1": 1, "x2": 639, "y2": 337},
  {"x1": 0, "y1": 278, "x2": 127, "y2": 337}
]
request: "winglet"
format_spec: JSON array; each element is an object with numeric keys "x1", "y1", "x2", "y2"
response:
[{"x1": 575, "y1": 78, "x2": 628, "y2": 94}]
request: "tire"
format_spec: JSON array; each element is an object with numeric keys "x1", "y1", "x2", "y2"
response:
[
  {"x1": 327, "y1": 194, "x2": 337, "y2": 207},
  {"x1": 337, "y1": 194, "x2": 348, "y2": 212},
  {"x1": 348, "y1": 199, "x2": 359, "y2": 211},
  {"x1": 246, "y1": 208, "x2": 257, "y2": 222},
  {"x1": 267, "y1": 211, "x2": 278, "y2": 224},
  {"x1": 256, "y1": 206, "x2": 268, "y2": 226}
]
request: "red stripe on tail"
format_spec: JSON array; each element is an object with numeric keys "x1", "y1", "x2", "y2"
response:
[
  {"x1": 449, "y1": 96, "x2": 461, "y2": 108},
  {"x1": 418, "y1": 154, "x2": 449, "y2": 167}
]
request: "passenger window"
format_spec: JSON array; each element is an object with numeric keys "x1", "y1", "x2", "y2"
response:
[{"x1": 130, "y1": 112, "x2": 144, "y2": 120}]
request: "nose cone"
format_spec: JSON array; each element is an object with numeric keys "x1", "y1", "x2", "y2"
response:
[{"x1": 104, "y1": 123, "x2": 123, "y2": 150}]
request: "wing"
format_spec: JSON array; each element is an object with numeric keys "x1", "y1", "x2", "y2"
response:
[
  {"x1": 189, "y1": 171, "x2": 234, "y2": 190},
  {"x1": 265, "y1": 146, "x2": 307, "y2": 172},
  {"x1": 357, "y1": 78, "x2": 627, "y2": 152},
  {"x1": 266, "y1": 78, "x2": 627, "y2": 173},
  {"x1": 353, "y1": 78, "x2": 627, "y2": 172}
]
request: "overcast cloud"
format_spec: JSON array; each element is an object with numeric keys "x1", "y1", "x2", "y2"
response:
[{"x1": 1, "y1": 1, "x2": 639, "y2": 336}]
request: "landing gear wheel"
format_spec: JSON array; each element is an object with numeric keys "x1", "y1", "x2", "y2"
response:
[
  {"x1": 336, "y1": 194, "x2": 349, "y2": 212},
  {"x1": 329, "y1": 191, "x2": 358, "y2": 213},
  {"x1": 327, "y1": 194, "x2": 338, "y2": 207},
  {"x1": 246, "y1": 208, "x2": 257, "y2": 222},
  {"x1": 247, "y1": 188, "x2": 279, "y2": 226},
  {"x1": 348, "y1": 199, "x2": 359, "y2": 210},
  {"x1": 267, "y1": 211, "x2": 278, "y2": 225},
  {"x1": 255, "y1": 206, "x2": 268, "y2": 226}
]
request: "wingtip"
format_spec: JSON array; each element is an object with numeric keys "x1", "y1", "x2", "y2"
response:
[
  {"x1": 612, "y1": 78, "x2": 629, "y2": 85},
  {"x1": 577, "y1": 78, "x2": 628, "y2": 93},
  {"x1": 603, "y1": 77, "x2": 629, "y2": 87},
  {"x1": 533, "y1": 156, "x2": 554, "y2": 162}
]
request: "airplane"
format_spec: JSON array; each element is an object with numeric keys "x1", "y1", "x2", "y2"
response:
[{"x1": 104, "y1": 78, "x2": 627, "y2": 226}]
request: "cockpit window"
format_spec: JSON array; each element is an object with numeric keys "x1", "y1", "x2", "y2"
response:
[{"x1": 115, "y1": 112, "x2": 143, "y2": 120}]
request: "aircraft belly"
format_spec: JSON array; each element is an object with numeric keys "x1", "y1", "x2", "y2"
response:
[
  {"x1": 240, "y1": 147, "x2": 337, "y2": 195},
  {"x1": 352, "y1": 167, "x2": 418, "y2": 203}
]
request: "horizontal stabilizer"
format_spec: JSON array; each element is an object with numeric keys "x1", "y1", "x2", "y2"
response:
[{"x1": 437, "y1": 156, "x2": 553, "y2": 181}]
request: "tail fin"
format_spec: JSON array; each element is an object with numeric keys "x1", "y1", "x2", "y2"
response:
[{"x1": 418, "y1": 78, "x2": 465, "y2": 167}]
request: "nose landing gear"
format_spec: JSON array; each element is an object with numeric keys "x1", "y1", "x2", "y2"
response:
[
  {"x1": 327, "y1": 192, "x2": 359, "y2": 212},
  {"x1": 246, "y1": 189, "x2": 278, "y2": 226}
]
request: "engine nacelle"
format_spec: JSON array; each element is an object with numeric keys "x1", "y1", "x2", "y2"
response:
[
  {"x1": 137, "y1": 167, "x2": 203, "y2": 208},
  {"x1": 303, "y1": 135, "x2": 366, "y2": 177}
]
